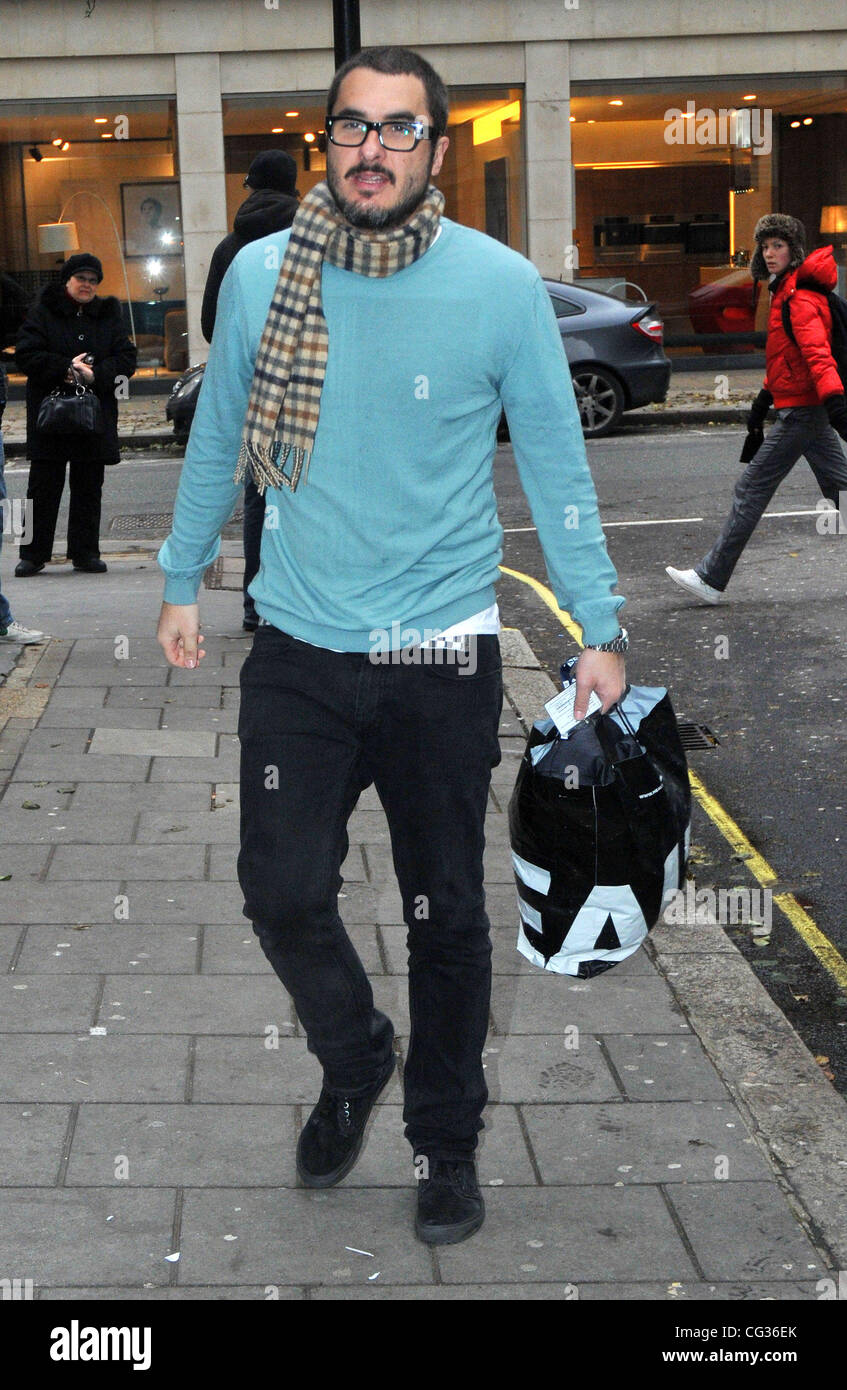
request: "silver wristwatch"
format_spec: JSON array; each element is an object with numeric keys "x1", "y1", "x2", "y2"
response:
[{"x1": 584, "y1": 627, "x2": 629, "y2": 654}]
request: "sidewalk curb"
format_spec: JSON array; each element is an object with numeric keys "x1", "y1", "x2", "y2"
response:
[{"x1": 500, "y1": 636, "x2": 847, "y2": 1271}]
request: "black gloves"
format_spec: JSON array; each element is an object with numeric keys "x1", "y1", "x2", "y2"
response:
[
  {"x1": 746, "y1": 388, "x2": 772, "y2": 433},
  {"x1": 739, "y1": 427, "x2": 764, "y2": 463},
  {"x1": 824, "y1": 393, "x2": 847, "y2": 441}
]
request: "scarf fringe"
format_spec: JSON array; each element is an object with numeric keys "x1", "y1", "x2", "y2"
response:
[{"x1": 235, "y1": 439, "x2": 310, "y2": 494}]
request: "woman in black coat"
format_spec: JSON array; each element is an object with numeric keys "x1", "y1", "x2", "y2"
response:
[{"x1": 14, "y1": 252, "x2": 137, "y2": 575}]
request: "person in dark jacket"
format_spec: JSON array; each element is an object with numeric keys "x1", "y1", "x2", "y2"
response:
[
  {"x1": 667, "y1": 213, "x2": 847, "y2": 601},
  {"x1": 201, "y1": 151, "x2": 299, "y2": 629},
  {"x1": 0, "y1": 359, "x2": 45, "y2": 642},
  {"x1": 14, "y1": 253, "x2": 137, "y2": 576}
]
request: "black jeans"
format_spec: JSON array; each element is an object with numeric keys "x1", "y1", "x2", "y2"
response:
[
  {"x1": 242, "y1": 477, "x2": 265, "y2": 621},
  {"x1": 19, "y1": 454, "x2": 105, "y2": 565},
  {"x1": 237, "y1": 624, "x2": 503, "y2": 1160},
  {"x1": 698, "y1": 406, "x2": 847, "y2": 590}
]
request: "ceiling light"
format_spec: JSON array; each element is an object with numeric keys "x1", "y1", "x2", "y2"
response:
[
  {"x1": 743, "y1": 94, "x2": 756, "y2": 101},
  {"x1": 790, "y1": 120, "x2": 800, "y2": 128},
  {"x1": 803, "y1": 117, "x2": 814, "y2": 125},
  {"x1": 304, "y1": 132, "x2": 316, "y2": 143},
  {"x1": 609, "y1": 100, "x2": 623, "y2": 107},
  {"x1": 94, "y1": 117, "x2": 108, "y2": 124},
  {"x1": 271, "y1": 127, "x2": 284, "y2": 133},
  {"x1": 587, "y1": 119, "x2": 595, "y2": 124},
  {"x1": 569, "y1": 116, "x2": 575, "y2": 123},
  {"x1": 285, "y1": 111, "x2": 299, "y2": 117},
  {"x1": 52, "y1": 138, "x2": 63, "y2": 146},
  {"x1": 101, "y1": 132, "x2": 113, "y2": 139}
]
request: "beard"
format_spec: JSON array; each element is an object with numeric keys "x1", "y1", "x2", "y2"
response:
[{"x1": 326, "y1": 158, "x2": 434, "y2": 230}]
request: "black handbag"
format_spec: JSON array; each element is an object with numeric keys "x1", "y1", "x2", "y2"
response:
[{"x1": 36, "y1": 369, "x2": 104, "y2": 437}]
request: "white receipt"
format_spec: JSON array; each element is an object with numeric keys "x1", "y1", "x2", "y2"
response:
[{"x1": 544, "y1": 683, "x2": 603, "y2": 737}]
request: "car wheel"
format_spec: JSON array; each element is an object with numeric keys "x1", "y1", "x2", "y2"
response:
[{"x1": 571, "y1": 368, "x2": 625, "y2": 438}]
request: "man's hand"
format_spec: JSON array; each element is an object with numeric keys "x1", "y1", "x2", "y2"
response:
[
  {"x1": 157, "y1": 602, "x2": 206, "y2": 669},
  {"x1": 70, "y1": 353, "x2": 95, "y2": 384},
  {"x1": 573, "y1": 647, "x2": 626, "y2": 720}
]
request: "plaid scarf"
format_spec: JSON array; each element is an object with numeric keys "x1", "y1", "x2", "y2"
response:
[{"x1": 234, "y1": 179, "x2": 445, "y2": 493}]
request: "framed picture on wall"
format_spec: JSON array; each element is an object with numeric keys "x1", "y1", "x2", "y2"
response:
[{"x1": 121, "y1": 181, "x2": 183, "y2": 258}]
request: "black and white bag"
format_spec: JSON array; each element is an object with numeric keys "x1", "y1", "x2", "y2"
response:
[{"x1": 508, "y1": 684, "x2": 691, "y2": 978}]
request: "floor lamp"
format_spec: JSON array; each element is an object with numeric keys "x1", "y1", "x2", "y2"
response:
[{"x1": 37, "y1": 191, "x2": 137, "y2": 345}]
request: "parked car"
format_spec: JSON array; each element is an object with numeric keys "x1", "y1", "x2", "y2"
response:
[
  {"x1": 541, "y1": 279, "x2": 670, "y2": 437},
  {"x1": 166, "y1": 279, "x2": 670, "y2": 444},
  {"x1": 166, "y1": 361, "x2": 204, "y2": 443}
]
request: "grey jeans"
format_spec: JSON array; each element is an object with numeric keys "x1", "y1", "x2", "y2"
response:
[{"x1": 698, "y1": 405, "x2": 847, "y2": 590}]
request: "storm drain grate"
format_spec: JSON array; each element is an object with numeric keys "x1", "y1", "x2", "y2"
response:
[
  {"x1": 676, "y1": 721, "x2": 720, "y2": 750},
  {"x1": 109, "y1": 510, "x2": 244, "y2": 536}
]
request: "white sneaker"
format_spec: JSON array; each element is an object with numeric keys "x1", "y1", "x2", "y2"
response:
[
  {"x1": 0, "y1": 621, "x2": 47, "y2": 645},
  {"x1": 665, "y1": 566, "x2": 723, "y2": 604}
]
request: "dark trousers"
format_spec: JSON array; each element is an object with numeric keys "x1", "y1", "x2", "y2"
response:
[
  {"x1": 242, "y1": 477, "x2": 265, "y2": 621},
  {"x1": 237, "y1": 625, "x2": 503, "y2": 1160},
  {"x1": 19, "y1": 454, "x2": 105, "y2": 565},
  {"x1": 698, "y1": 405, "x2": 847, "y2": 590}
]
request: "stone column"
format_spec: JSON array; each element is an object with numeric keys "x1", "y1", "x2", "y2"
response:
[
  {"x1": 174, "y1": 53, "x2": 228, "y2": 365},
  {"x1": 525, "y1": 40, "x2": 573, "y2": 280}
]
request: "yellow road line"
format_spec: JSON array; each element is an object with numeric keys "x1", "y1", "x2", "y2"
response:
[{"x1": 500, "y1": 563, "x2": 847, "y2": 994}]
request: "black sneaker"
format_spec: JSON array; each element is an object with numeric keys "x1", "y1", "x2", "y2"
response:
[
  {"x1": 72, "y1": 557, "x2": 107, "y2": 573},
  {"x1": 14, "y1": 560, "x2": 44, "y2": 577},
  {"x1": 296, "y1": 1055, "x2": 395, "y2": 1189},
  {"x1": 415, "y1": 1158, "x2": 485, "y2": 1245}
]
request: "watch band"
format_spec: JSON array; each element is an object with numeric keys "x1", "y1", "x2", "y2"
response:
[{"x1": 584, "y1": 626, "x2": 629, "y2": 654}]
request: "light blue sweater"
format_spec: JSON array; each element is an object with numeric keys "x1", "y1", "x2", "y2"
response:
[{"x1": 158, "y1": 218, "x2": 624, "y2": 648}]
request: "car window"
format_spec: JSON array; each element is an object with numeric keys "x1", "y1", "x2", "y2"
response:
[{"x1": 548, "y1": 293, "x2": 585, "y2": 318}]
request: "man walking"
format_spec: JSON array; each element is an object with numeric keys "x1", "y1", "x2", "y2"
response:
[
  {"x1": 157, "y1": 46, "x2": 626, "y2": 1245},
  {"x1": 201, "y1": 150, "x2": 300, "y2": 631}
]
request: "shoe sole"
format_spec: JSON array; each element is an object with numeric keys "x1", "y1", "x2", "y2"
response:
[
  {"x1": 414, "y1": 1205, "x2": 486, "y2": 1246},
  {"x1": 665, "y1": 568, "x2": 722, "y2": 604},
  {"x1": 295, "y1": 1057, "x2": 395, "y2": 1189}
]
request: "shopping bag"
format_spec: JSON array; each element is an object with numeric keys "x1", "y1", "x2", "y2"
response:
[{"x1": 508, "y1": 681, "x2": 691, "y2": 978}]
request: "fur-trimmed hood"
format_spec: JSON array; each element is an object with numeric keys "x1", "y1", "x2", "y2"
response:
[{"x1": 37, "y1": 279, "x2": 120, "y2": 318}]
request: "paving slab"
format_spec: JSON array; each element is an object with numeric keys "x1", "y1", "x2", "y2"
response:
[
  {"x1": 490, "y1": 974, "x2": 691, "y2": 1035},
  {"x1": 12, "y1": 754, "x2": 152, "y2": 783},
  {"x1": 0, "y1": 811, "x2": 139, "y2": 846},
  {"x1": 39, "y1": 1285, "x2": 306, "y2": 1299},
  {"x1": 603, "y1": 1034, "x2": 731, "y2": 1101},
  {"x1": 310, "y1": 1279, "x2": 823, "y2": 1300},
  {"x1": 334, "y1": 1102, "x2": 536, "y2": 1188},
  {"x1": 0, "y1": 924, "x2": 24, "y2": 971},
  {"x1": 56, "y1": 666, "x2": 170, "y2": 686},
  {"x1": 0, "y1": 844, "x2": 52, "y2": 878},
  {"x1": 93, "y1": 975, "x2": 296, "y2": 1035},
  {"x1": 40, "y1": 686, "x2": 108, "y2": 709},
  {"x1": 168, "y1": 665, "x2": 240, "y2": 687},
  {"x1": 96, "y1": 881, "x2": 246, "y2": 923},
  {"x1": 0, "y1": 879, "x2": 122, "y2": 923},
  {"x1": 65, "y1": 1104, "x2": 299, "y2": 1187},
  {"x1": 159, "y1": 708, "x2": 239, "y2": 733},
  {"x1": 46, "y1": 845, "x2": 207, "y2": 881},
  {"x1": 0, "y1": 1189, "x2": 176, "y2": 1286},
  {"x1": 149, "y1": 754, "x2": 240, "y2": 782},
  {"x1": 89, "y1": 728, "x2": 217, "y2": 758},
  {"x1": 12, "y1": 727, "x2": 94, "y2": 755},
  {"x1": 481, "y1": 1035, "x2": 622, "y2": 1104},
  {"x1": 0, "y1": 975, "x2": 100, "y2": 1030},
  {"x1": 523, "y1": 1100, "x2": 773, "y2": 1184},
  {"x1": 666, "y1": 1181, "x2": 826, "y2": 1281},
  {"x1": 136, "y1": 811, "x2": 239, "y2": 845},
  {"x1": 0, "y1": 1035, "x2": 190, "y2": 1102},
  {"x1": 105, "y1": 685, "x2": 222, "y2": 708},
  {"x1": 13, "y1": 924, "x2": 200, "y2": 975},
  {"x1": 435, "y1": 1186, "x2": 697, "y2": 1284},
  {"x1": 177, "y1": 1188, "x2": 435, "y2": 1285},
  {"x1": 0, "y1": 1103, "x2": 71, "y2": 1184},
  {"x1": 70, "y1": 782, "x2": 215, "y2": 813},
  {"x1": 37, "y1": 705, "x2": 163, "y2": 730}
]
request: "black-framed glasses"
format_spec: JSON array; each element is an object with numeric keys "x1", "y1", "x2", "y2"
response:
[{"x1": 326, "y1": 116, "x2": 434, "y2": 152}]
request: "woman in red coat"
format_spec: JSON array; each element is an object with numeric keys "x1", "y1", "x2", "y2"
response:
[{"x1": 667, "y1": 213, "x2": 847, "y2": 601}]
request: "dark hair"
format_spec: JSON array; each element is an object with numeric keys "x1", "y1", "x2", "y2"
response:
[{"x1": 326, "y1": 46, "x2": 449, "y2": 142}]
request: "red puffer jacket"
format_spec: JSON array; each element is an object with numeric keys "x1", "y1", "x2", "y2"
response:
[{"x1": 763, "y1": 246, "x2": 842, "y2": 407}]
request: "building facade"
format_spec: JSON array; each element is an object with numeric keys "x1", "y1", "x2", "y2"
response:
[{"x1": 1, "y1": 0, "x2": 846, "y2": 368}]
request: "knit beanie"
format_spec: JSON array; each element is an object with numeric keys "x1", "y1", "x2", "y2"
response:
[
  {"x1": 60, "y1": 253, "x2": 103, "y2": 284},
  {"x1": 750, "y1": 214, "x2": 805, "y2": 281},
  {"x1": 244, "y1": 151, "x2": 298, "y2": 194}
]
